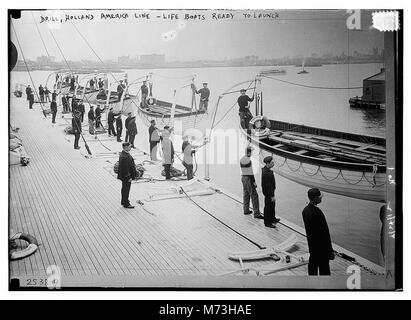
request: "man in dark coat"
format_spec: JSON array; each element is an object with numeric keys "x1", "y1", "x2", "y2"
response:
[
  {"x1": 127, "y1": 116, "x2": 138, "y2": 149},
  {"x1": 78, "y1": 101, "x2": 85, "y2": 123},
  {"x1": 44, "y1": 87, "x2": 51, "y2": 102},
  {"x1": 116, "y1": 115, "x2": 123, "y2": 142},
  {"x1": 117, "y1": 142, "x2": 137, "y2": 208},
  {"x1": 107, "y1": 107, "x2": 117, "y2": 137},
  {"x1": 29, "y1": 92, "x2": 35, "y2": 109},
  {"x1": 88, "y1": 106, "x2": 95, "y2": 134},
  {"x1": 50, "y1": 99, "x2": 58, "y2": 124},
  {"x1": 140, "y1": 81, "x2": 149, "y2": 107},
  {"x1": 95, "y1": 105, "x2": 103, "y2": 128},
  {"x1": 72, "y1": 111, "x2": 82, "y2": 150},
  {"x1": 26, "y1": 85, "x2": 32, "y2": 100},
  {"x1": 261, "y1": 156, "x2": 280, "y2": 228},
  {"x1": 39, "y1": 85, "x2": 44, "y2": 102},
  {"x1": 302, "y1": 188, "x2": 335, "y2": 276},
  {"x1": 194, "y1": 82, "x2": 210, "y2": 111},
  {"x1": 117, "y1": 80, "x2": 125, "y2": 101},
  {"x1": 237, "y1": 89, "x2": 254, "y2": 129},
  {"x1": 71, "y1": 98, "x2": 78, "y2": 114},
  {"x1": 52, "y1": 90, "x2": 57, "y2": 104},
  {"x1": 124, "y1": 112, "x2": 132, "y2": 142}
]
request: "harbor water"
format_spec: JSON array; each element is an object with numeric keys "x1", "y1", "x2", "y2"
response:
[{"x1": 11, "y1": 62, "x2": 386, "y2": 265}]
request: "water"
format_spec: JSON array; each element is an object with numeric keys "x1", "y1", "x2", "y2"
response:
[{"x1": 11, "y1": 63, "x2": 386, "y2": 265}]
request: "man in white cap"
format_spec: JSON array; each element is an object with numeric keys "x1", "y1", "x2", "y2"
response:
[
  {"x1": 240, "y1": 146, "x2": 263, "y2": 219},
  {"x1": 237, "y1": 89, "x2": 254, "y2": 129},
  {"x1": 194, "y1": 82, "x2": 210, "y2": 112},
  {"x1": 107, "y1": 107, "x2": 117, "y2": 137},
  {"x1": 302, "y1": 188, "x2": 335, "y2": 275},
  {"x1": 161, "y1": 126, "x2": 174, "y2": 180}
]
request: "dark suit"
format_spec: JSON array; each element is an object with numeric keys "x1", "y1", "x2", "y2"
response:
[
  {"x1": 50, "y1": 100, "x2": 58, "y2": 123},
  {"x1": 95, "y1": 107, "x2": 102, "y2": 128},
  {"x1": 107, "y1": 110, "x2": 116, "y2": 136},
  {"x1": 302, "y1": 203, "x2": 334, "y2": 275},
  {"x1": 116, "y1": 116, "x2": 123, "y2": 141},
  {"x1": 72, "y1": 115, "x2": 82, "y2": 148},
  {"x1": 127, "y1": 118, "x2": 137, "y2": 147},
  {"x1": 117, "y1": 150, "x2": 137, "y2": 206},
  {"x1": 125, "y1": 116, "x2": 131, "y2": 142},
  {"x1": 261, "y1": 166, "x2": 276, "y2": 225}
]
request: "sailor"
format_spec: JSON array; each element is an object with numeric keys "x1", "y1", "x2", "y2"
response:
[
  {"x1": 182, "y1": 135, "x2": 196, "y2": 180},
  {"x1": 161, "y1": 126, "x2": 174, "y2": 180},
  {"x1": 302, "y1": 188, "x2": 335, "y2": 275},
  {"x1": 50, "y1": 98, "x2": 58, "y2": 124},
  {"x1": 44, "y1": 86, "x2": 51, "y2": 102},
  {"x1": 261, "y1": 156, "x2": 280, "y2": 228},
  {"x1": 62, "y1": 95, "x2": 68, "y2": 113},
  {"x1": 194, "y1": 82, "x2": 210, "y2": 112},
  {"x1": 140, "y1": 81, "x2": 149, "y2": 107},
  {"x1": 124, "y1": 112, "x2": 132, "y2": 142},
  {"x1": 78, "y1": 101, "x2": 85, "y2": 123},
  {"x1": 71, "y1": 98, "x2": 78, "y2": 114},
  {"x1": 89, "y1": 78, "x2": 95, "y2": 90},
  {"x1": 28, "y1": 92, "x2": 35, "y2": 109},
  {"x1": 38, "y1": 85, "x2": 44, "y2": 102},
  {"x1": 95, "y1": 105, "x2": 103, "y2": 129},
  {"x1": 25, "y1": 85, "x2": 32, "y2": 101},
  {"x1": 70, "y1": 76, "x2": 75, "y2": 91},
  {"x1": 127, "y1": 115, "x2": 138, "y2": 149},
  {"x1": 240, "y1": 146, "x2": 263, "y2": 219},
  {"x1": 237, "y1": 89, "x2": 254, "y2": 129},
  {"x1": 116, "y1": 114, "x2": 123, "y2": 142},
  {"x1": 98, "y1": 78, "x2": 104, "y2": 90},
  {"x1": 149, "y1": 120, "x2": 160, "y2": 161},
  {"x1": 72, "y1": 110, "x2": 82, "y2": 150},
  {"x1": 117, "y1": 80, "x2": 126, "y2": 101},
  {"x1": 51, "y1": 90, "x2": 57, "y2": 103},
  {"x1": 107, "y1": 107, "x2": 117, "y2": 137},
  {"x1": 117, "y1": 142, "x2": 137, "y2": 209},
  {"x1": 88, "y1": 106, "x2": 95, "y2": 134}
]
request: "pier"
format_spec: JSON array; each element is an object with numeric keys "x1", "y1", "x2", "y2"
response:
[{"x1": 9, "y1": 95, "x2": 385, "y2": 288}]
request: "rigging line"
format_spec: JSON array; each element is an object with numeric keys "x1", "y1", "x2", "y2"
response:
[
  {"x1": 261, "y1": 74, "x2": 363, "y2": 90},
  {"x1": 48, "y1": 27, "x2": 93, "y2": 155},
  {"x1": 31, "y1": 12, "x2": 51, "y2": 59},
  {"x1": 68, "y1": 19, "x2": 153, "y2": 117},
  {"x1": 211, "y1": 80, "x2": 255, "y2": 130},
  {"x1": 179, "y1": 187, "x2": 265, "y2": 250},
  {"x1": 213, "y1": 187, "x2": 382, "y2": 275},
  {"x1": 10, "y1": 21, "x2": 48, "y2": 118}
]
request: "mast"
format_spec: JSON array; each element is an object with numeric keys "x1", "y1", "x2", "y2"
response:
[{"x1": 255, "y1": 76, "x2": 263, "y2": 116}]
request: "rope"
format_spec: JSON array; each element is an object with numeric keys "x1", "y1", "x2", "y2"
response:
[
  {"x1": 214, "y1": 188, "x2": 384, "y2": 275},
  {"x1": 31, "y1": 12, "x2": 51, "y2": 59},
  {"x1": 67, "y1": 18, "x2": 141, "y2": 113},
  {"x1": 211, "y1": 80, "x2": 255, "y2": 130},
  {"x1": 48, "y1": 27, "x2": 92, "y2": 155},
  {"x1": 10, "y1": 21, "x2": 48, "y2": 118},
  {"x1": 261, "y1": 74, "x2": 363, "y2": 90},
  {"x1": 179, "y1": 187, "x2": 265, "y2": 250}
]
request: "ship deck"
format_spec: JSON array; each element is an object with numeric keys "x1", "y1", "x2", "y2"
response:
[{"x1": 9, "y1": 95, "x2": 385, "y2": 289}]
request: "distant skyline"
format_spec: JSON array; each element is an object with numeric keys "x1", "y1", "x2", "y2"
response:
[{"x1": 10, "y1": 9, "x2": 384, "y2": 62}]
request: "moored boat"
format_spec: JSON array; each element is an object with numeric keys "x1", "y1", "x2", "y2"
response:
[
  {"x1": 243, "y1": 118, "x2": 386, "y2": 202},
  {"x1": 217, "y1": 76, "x2": 386, "y2": 202},
  {"x1": 132, "y1": 73, "x2": 207, "y2": 129}
]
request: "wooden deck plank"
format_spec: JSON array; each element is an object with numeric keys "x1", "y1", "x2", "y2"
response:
[{"x1": 9, "y1": 95, "x2": 383, "y2": 284}]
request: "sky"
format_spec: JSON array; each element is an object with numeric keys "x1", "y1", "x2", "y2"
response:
[{"x1": 10, "y1": 9, "x2": 384, "y2": 62}]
